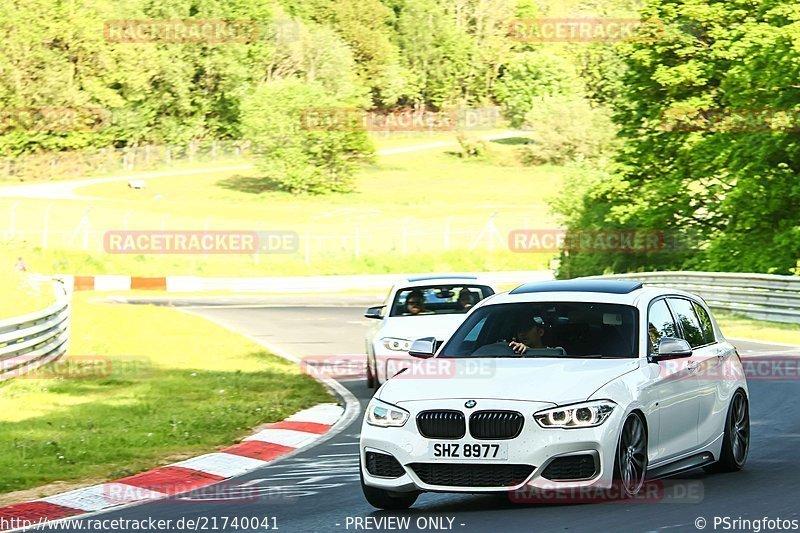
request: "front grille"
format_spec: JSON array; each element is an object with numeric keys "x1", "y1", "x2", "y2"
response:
[
  {"x1": 541, "y1": 454, "x2": 598, "y2": 481},
  {"x1": 469, "y1": 410, "x2": 524, "y2": 440},
  {"x1": 410, "y1": 463, "x2": 535, "y2": 488},
  {"x1": 365, "y1": 452, "x2": 406, "y2": 478},
  {"x1": 417, "y1": 410, "x2": 466, "y2": 439}
]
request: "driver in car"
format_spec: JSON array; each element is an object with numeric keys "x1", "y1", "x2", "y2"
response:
[
  {"x1": 404, "y1": 290, "x2": 430, "y2": 315},
  {"x1": 508, "y1": 316, "x2": 548, "y2": 354}
]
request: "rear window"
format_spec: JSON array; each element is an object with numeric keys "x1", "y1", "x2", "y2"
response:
[{"x1": 390, "y1": 285, "x2": 494, "y2": 316}]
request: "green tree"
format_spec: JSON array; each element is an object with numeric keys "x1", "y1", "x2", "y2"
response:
[
  {"x1": 493, "y1": 50, "x2": 583, "y2": 127},
  {"x1": 557, "y1": 0, "x2": 800, "y2": 277}
]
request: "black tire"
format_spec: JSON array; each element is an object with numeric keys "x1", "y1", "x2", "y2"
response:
[
  {"x1": 360, "y1": 468, "x2": 419, "y2": 510},
  {"x1": 704, "y1": 389, "x2": 749, "y2": 473},
  {"x1": 613, "y1": 412, "x2": 648, "y2": 498}
]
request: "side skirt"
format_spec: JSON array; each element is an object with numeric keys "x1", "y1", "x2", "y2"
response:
[{"x1": 645, "y1": 452, "x2": 715, "y2": 481}]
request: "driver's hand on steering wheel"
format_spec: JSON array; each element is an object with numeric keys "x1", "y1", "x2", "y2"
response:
[{"x1": 508, "y1": 341, "x2": 528, "y2": 354}]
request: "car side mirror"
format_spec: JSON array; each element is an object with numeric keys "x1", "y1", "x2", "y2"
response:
[
  {"x1": 364, "y1": 305, "x2": 384, "y2": 320},
  {"x1": 409, "y1": 337, "x2": 436, "y2": 359},
  {"x1": 650, "y1": 337, "x2": 692, "y2": 362}
]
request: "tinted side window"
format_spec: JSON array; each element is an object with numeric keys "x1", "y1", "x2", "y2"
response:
[
  {"x1": 668, "y1": 298, "x2": 706, "y2": 348},
  {"x1": 692, "y1": 302, "x2": 716, "y2": 345},
  {"x1": 648, "y1": 299, "x2": 678, "y2": 353}
]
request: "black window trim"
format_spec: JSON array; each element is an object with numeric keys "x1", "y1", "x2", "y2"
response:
[
  {"x1": 646, "y1": 296, "x2": 679, "y2": 356},
  {"x1": 663, "y1": 296, "x2": 718, "y2": 350}
]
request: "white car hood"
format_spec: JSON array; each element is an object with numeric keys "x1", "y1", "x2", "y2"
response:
[
  {"x1": 379, "y1": 357, "x2": 641, "y2": 406},
  {"x1": 378, "y1": 314, "x2": 468, "y2": 341}
]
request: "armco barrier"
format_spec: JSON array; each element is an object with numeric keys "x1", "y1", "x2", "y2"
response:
[
  {"x1": 56, "y1": 271, "x2": 554, "y2": 293},
  {"x1": 584, "y1": 271, "x2": 800, "y2": 323},
  {"x1": 0, "y1": 279, "x2": 71, "y2": 380}
]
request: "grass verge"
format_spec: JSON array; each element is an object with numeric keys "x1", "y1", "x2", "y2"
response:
[
  {"x1": 0, "y1": 134, "x2": 561, "y2": 277},
  {"x1": 0, "y1": 292, "x2": 332, "y2": 498},
  {"x1": 0, "y1": 271, "x2": 57, "y2": 320},
  {"x1": 716, "y1": 312, "x2": 800, "y2": 346}
]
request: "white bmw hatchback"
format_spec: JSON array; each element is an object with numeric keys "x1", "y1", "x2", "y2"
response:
[
  {"x1": 360, "y1": 280, "x2": 750, "y2": 509},
  {"x1": 364, "y1": 276, "x2": 495, "y2": 388}
]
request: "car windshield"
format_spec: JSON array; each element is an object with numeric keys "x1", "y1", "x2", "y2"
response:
[
  {"x1": 389, "y1": 285, "x2": 493, "y2": 317},
  {"x1": 439, "y1": 302, "x2": 638, "y2": 358}
]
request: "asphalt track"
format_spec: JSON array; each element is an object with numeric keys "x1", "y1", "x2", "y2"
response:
[{"x1": 38, "y1": 304, "x2": 800, "y2": 533}]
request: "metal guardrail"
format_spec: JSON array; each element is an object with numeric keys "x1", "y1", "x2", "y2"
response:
[
  {"x1": 586, "y1": 271, "x2": 800, "y2": 323},
  {"x1": 0, "y1": 279, "x2": 71, "y2": 380}
]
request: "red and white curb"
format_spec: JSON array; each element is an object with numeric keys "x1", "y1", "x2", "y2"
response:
[{"x1": 0, "y1": 403, "x2": 344, "y2": 530}]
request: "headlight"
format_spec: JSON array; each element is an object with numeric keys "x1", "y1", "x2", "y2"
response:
[
  {"x1": 534, "y1": 401, "x2": 616, "y2": 429},
  {"x1": 366, "y1": 399, "x2": 409, "y2": 427},
  {"x1": 381, "y1": 337, "x2": 412, "y2": 351}
]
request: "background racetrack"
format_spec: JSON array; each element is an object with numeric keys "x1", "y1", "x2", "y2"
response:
[{"x1": 36, "y1": 302, "x2": 800, "y2": 533}]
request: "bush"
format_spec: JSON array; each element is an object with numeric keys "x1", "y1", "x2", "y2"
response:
[
  {"x1": 519, "y1": 95, "x2": 617, "y2": 166},
  {"x1": 454, "y1": 131, "x2": 488, "y2": 159},
  {"x1": 241, "y1": 80, "x2": 375, "y2": 195}
]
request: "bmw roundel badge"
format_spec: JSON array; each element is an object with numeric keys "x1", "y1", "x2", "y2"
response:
[{"x1": 465, "y1": 400, "x2": 477, "y2": 409}]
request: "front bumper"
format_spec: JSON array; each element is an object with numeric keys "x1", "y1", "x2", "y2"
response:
[{"x1": 360, "y1": 398, "x2": 623, "y2": 494}]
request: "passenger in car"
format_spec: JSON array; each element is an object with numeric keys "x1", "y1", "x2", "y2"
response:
[{"x1": 457, "y1": 289, "x2": 476, "y2": 311}]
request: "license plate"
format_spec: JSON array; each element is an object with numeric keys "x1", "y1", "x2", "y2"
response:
[{"x1": 428, "y1": 442, "x2": 508, "y2": 460}]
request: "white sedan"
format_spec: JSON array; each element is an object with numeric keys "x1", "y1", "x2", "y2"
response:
[
  {"x1": 360, "y1": 279, "x2": 749, "y2": 509},
  {"x1": 363, "y1": 276, "x2": 495, "y2": 388}
]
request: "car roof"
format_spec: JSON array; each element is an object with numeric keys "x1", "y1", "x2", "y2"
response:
[
  {"x1": 406, "y1": 275, "x2": 478, "y2": 282},
  {"x1": 394, "y1": 277, "x2": 494, "y2": 290},
  {"x1": 510, "y1": 279, "x2": 643, "y2": 295},
  {"x1": 483, "y1": 280, "x2": 708, "y2": 308}
]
